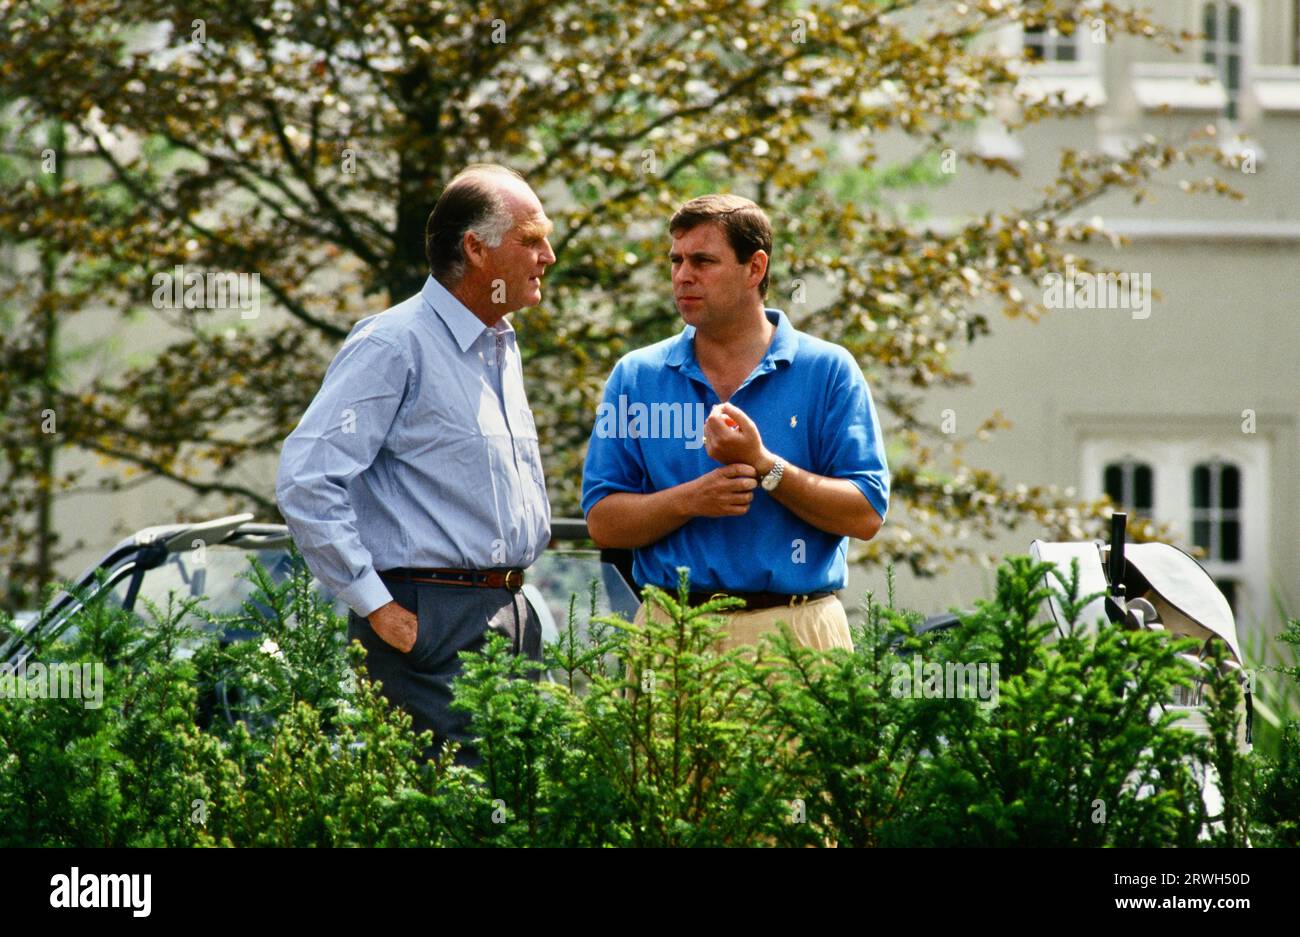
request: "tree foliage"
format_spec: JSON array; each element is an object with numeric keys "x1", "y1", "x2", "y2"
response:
[{"x1": 0, "y1": 0, "x2": 1243, "y2": 602}]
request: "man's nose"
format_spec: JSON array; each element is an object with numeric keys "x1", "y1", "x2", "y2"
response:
[{"x1": 539, "y1": 238, "x2": 556, "y2": 266}]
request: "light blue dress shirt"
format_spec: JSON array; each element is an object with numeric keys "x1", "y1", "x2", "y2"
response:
[{"x1": 276, "y1": 275, "x2": 551, "y2": 617}]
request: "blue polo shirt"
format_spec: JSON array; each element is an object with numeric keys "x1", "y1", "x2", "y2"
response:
[{"x1": 581, "y1": 308, "x2": 889, "y2": 593}]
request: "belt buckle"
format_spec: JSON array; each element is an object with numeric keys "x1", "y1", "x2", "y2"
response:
[{"x1": 503, "y1": 569, "x2": 522, "y2": 591}]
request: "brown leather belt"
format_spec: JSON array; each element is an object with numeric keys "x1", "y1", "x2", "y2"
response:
[
  {"x1": 379, "y1": 567, "x2": 525, "y2": 591},
  {"x1": 657, "y1": 588, "x2": 834, "y2": 611}
]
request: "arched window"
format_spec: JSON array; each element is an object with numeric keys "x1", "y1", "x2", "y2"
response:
[
  {"x1": 1192, "y1": 460, "x2": 1241, "y2": 561},
  {"x1": 1103, "y1": 459, "x2": 1154, "y2": 517},
  {"x1": 1193, "y1": 459, "x2": 1242, "y2": 616},
  {"x1": 1082, "y1": 437, "x2": 1265, "y2": 626}
]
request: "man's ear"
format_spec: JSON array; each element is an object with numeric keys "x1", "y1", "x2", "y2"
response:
[
  {"x1": 748, "y1": 250, "x2": 769, "y2": 289},
  {"x1": 462, "y1": 231, "x2": 487, "y2": 271}
]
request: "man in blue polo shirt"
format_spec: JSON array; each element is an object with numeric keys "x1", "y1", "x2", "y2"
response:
[{"x1": 582, "y1": 194, "x2": 889, "y2": 651}]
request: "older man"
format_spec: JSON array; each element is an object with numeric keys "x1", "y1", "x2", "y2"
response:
[
  {"x1": 276, "y1": 163, "x2": 555, "y2": 764},
  {"x1": 582, "y1": 194, "x2": 889, "y2": 654}
]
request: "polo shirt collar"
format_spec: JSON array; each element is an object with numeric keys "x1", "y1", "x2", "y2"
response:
[
  {"x1": 666, "y1": 307, "x2": 798, "y2": 374},
  {"x1": 421, "y1": 274, "x2": 514, "y2": 354}
]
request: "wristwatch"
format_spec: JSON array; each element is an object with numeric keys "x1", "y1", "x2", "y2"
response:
[{"x1": 760, "y1": 457, "x2": 785, "y2": 492}]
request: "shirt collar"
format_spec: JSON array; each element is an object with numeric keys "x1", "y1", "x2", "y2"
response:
[
  {"x1": 665, "y1": 307, "x2": 798, "y2": 371},
  {"x1": 421, "y1": 275, "x2": 514, "y2": 354}
]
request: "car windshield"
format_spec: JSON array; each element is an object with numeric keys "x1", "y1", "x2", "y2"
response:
[
  {"x1": 113, "y1": 545, "x2": 639, "y2": 639},
  {"x1": 526, "y1": 551, "x2": 639, "y2": 640},
  {"x1": 12, "y1": 541, "x2": 641, "y2": 667},
  {"x1": 103, "y1": 546, "x2": 318, "y2": 633}
]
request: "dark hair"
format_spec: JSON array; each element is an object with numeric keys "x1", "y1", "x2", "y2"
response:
[
  {"x1": 424, "y1": 164, "x2": 525, "y2": 284},
  {"x1": 668, "y1": 194, "x2": 773, "y2": 297}
]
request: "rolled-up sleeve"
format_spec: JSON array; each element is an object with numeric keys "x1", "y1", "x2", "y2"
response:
[
  {"x1": 815, "y1": 353, "x2": 890, "y2": 523},
  {"x1": 275, "y1": 331, "x2": 409, "y2": 617},
  {"x1": 581, "y1": 361, "x2": 648, "y2": 516}
]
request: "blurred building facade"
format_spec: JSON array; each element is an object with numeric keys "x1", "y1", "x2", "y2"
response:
[{"x1": 865, "y1": 0, "x2": 1299, "y2": 653}]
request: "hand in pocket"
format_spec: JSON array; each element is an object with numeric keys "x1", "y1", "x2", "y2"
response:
[{"x1": 367, "y1": 600, "x2": 419, "y2": 653}]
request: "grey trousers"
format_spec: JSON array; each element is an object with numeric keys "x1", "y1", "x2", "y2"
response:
[{"x1": 347, "y1": 579, "x2": 543, "y2": 767}]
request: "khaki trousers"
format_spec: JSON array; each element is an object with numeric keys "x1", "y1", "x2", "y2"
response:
[
  {"x1": 630, "y1": 593, "x2": 854, "y2": 656},
  {"x1": 628, "y1": 593, "x2": 851, "y2": 847}
]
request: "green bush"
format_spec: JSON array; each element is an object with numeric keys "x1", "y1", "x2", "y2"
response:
[
  {"x1": 1249, "y1": 616, "x2": 1300, "y2": 847},
  {"x1": 0, "y1": 554, "x2": 1293, "y2": 847}
]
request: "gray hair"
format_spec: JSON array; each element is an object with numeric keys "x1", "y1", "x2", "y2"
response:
[{"x1": 425, "y1": 164, "x2": 523, "y2": 285}]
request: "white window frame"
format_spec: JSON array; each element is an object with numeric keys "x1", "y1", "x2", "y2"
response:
[
  {"x1": 980, "y1": 18, "x2": 1106, "y2": 159},
  {"x1": 1018, "y1": 15, "x2": 1106, "y2": 71},
  {"x1": 1080, "y1": 436, "x2": 1270, "y2": 626},
  {"x1": 1023, "y1": 22, "x2": 1083, "y2": 64},
  {"x1": 1011, "y1": 16, "x2": 1107, "y2": 109},
  {"x1": 1202, "y1": 0, "x2": 1245, "y2": 119},
  {"x1": 1102, "y1": 457, "x2": 1156, "y2": 516},
  {"x1": 1189, "y1": 459, "x2": 1244, "y2": 564},
  {"x1": 1203, "y1": 0, "x2": 1262, "y2": 126}
]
